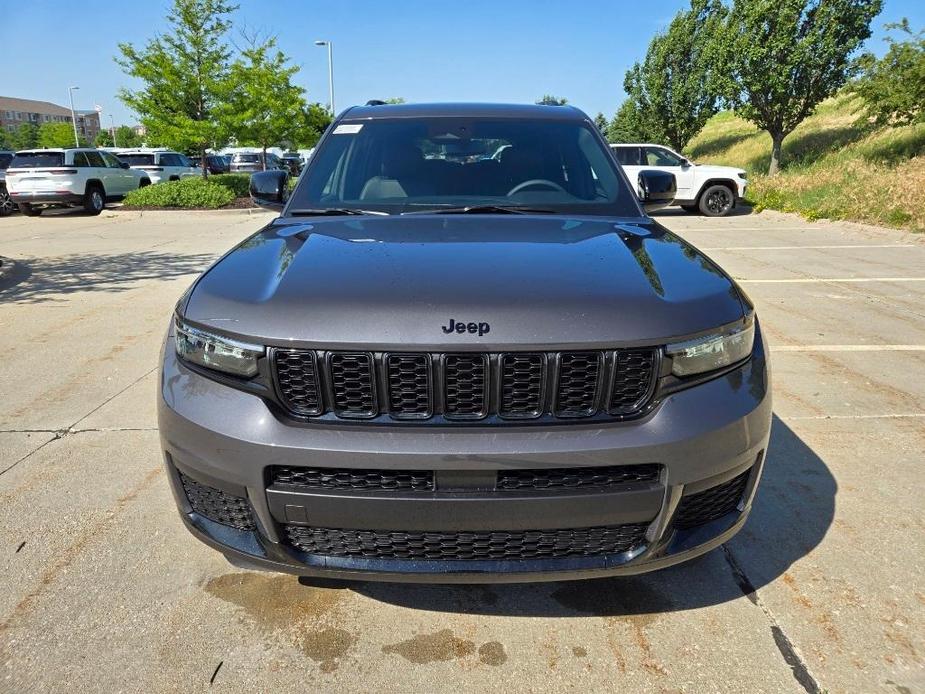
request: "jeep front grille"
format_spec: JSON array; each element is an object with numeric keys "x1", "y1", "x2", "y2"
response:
[
  {"x1": 284, "y1": 523, "x2": 650, "y2": 560},
  {"x1": 271, "y1": 348, "x2": 659, "y2": 424}
]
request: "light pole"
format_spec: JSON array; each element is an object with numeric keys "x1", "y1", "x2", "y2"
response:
[
  {"x1": 314, "y1": 40, "x2": 335, "y2": 116},
  {"x1": 109, "y1": 114, "x2": 117, "y2": 147},
  {"x1": 67, "y1": 86, "x2": 80, "y2": 147}
]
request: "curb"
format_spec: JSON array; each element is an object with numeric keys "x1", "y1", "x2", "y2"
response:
[{"x1": 110, "y1": 206, "x2": 270, "y2": 217}]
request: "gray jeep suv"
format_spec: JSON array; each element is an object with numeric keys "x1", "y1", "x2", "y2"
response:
[{"x1": 158, "y1": 102, "x2": 771, "y2": 583}]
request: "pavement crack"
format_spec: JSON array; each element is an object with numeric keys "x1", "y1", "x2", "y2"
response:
[
  {"x1": 0, "y1": 430, "x2": 65, "y2": 477},
  {"x1": 721, "y1": 545, "x2": 821, "y2": 694},
  {"x1": 209, "y1": 661, "x2": 223, "y2": 686},
  {"x1": 67, "y1": 366, "x2": 157, "y2": 432}
]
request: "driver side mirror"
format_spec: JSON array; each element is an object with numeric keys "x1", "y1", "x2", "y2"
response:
[
  {"x1": 250, "y1": 170, "x2": 290, "y2": 211},
  {"x1": 120, "y1": 162, "x2": 130, "y2": 169},
  {"x1": 637, "y1": 170, "x2": 676, "y2": 214}
]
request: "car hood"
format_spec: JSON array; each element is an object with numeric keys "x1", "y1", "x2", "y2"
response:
[
  {"x1": 184, "y1": 215, "x2": 745, "y2": 349},
  {"x1": 693, "y1": 162, "x2": 745, "y2": 177}
]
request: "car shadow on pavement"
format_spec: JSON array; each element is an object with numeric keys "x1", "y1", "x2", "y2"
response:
[
  {"x1": 0, "y1": 251, "x2": 216, "y2": 303},
  {"x1": 345, "y1": 415, "x2": 836, "y2": 617},
  {"x1": 653, "y1": 204, "x2": 754, "y2": 219}
]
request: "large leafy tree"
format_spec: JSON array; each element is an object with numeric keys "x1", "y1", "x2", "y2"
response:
[
  {"x1": 719, "y1": 0, "x2": 882, "y2": 174},
  {"x1": 117, "y1": 0, "x2": 236, "y2": 176},
  {"x1": 38, "y1": 122, "x2": 84, "y2": 148},
  {"x1": 219, "y1": 37, "x2": 306, "y2": 165},
  {"x1": 606, "y1": 99, "x2": 658, "y2": 143},
  {"x1": 294, "y1": 103, "x2": 333, "y2": 149},
  {"x1": 623, "y1": 0, "x2": 727, "y2": 152},
  {"x1": 853, "y1": 19, "x2": 925, "y2": 126},
  {"x1": 9, "y1": 123, "x2": 39, "y2": 150},
  {"x1": 593, "y1": 112, "x2": 609, "y2": 136}
]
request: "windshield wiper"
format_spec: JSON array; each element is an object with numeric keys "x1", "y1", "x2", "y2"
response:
[
  {"x1": 289, "y1": 208, "x2": 390, "y2": 217},
  {"x1": 402, "y1": 205, "x2": 557, "y2": 215}
]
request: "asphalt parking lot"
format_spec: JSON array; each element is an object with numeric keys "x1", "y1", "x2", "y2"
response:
[{"x1": 1, "y1": 206, "x2": 923, "y2": 693}]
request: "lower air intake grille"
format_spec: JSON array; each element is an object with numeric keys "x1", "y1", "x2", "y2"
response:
[
  {"x1": 674, "y1": 469, "x2": 751, "y2": 529},
  {"x1": 179, "y1": 472, "x2": 255, "y2": 530},
  {"x1": 497, "y1": 464, "x2": 661, "y2": 490},
  {"x1": 271, "y1": 466, "x2": 434, "y2": 491},
  {"x1": 285, "y1": 523, "x2": 650, "y2": 560}
]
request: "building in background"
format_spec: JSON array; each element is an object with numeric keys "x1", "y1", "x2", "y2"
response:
[{"x1": 0, "y1": 96, "x2": 101, "y2": 143}]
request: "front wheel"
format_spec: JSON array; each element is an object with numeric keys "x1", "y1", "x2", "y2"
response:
[
  {"x1": 84, "y1": 185, "x2": 105, "y2": 215},
  {"x1": 0, "y1": 186, "x2": 13, "y2": 217},
  {"x1": 698, "y1": 184, "x2": 735, "y2": 217},
  {"x1": 18, "y1": 203, "x2": 42, "y2": 217}
]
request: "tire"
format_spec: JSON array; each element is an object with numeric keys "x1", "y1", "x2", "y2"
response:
[
  {"x1": 0, "y1": 185, "x2": 13, "y2": 217},
  {"x1": 698, "y1": 184, "x2": 735, "y2": 217},
  {"x1": 18, "y1": 203, "x2": 42, "y2": 217},
  {"x1": 680, "y1": 204, "x2": 699, "y2": 214},
  {"x1": 84, "y1": 184, "x2": 105, "y2": 215},
  {"x1": 139, "y1": 178, "x2": 151, "y2": 188}
]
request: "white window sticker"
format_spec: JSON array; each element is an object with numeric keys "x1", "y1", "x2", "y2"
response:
[{"x1": 333, "y1": 124, "x2": 363, "y2": 134}]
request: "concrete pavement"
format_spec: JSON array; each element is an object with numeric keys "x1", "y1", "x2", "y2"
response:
[{"x1": 0, "y1": 206, "x2": 922, "y2": 693}]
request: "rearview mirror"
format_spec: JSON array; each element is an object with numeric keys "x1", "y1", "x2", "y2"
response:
[
  {"x1": 250, "y1": 170, "x2": 290, "y2": 211},
  {"x1": 637, "y1": 170, "x2": 676, "y2": 214}
]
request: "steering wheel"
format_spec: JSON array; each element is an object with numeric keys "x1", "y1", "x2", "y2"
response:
[{"x1": 507, "y1": 179, "x2": 568, "y2": 196}]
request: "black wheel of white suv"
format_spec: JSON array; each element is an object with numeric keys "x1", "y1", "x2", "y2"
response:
[
  {"x1": 0, "y1": 185, "x2": 13, "y2": 217},
  {"x1": 84, "y1": 184, "x2": 105, "y2": 216},
  {"x1": 698, "y1": 184, "x2": 734, "y2": 217}
]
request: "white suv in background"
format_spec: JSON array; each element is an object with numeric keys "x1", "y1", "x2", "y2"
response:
[
  {"x1": 610, "y1": 143, "x2": 747, "y2": 217},
  {"x1": 117, "y1": 149, "x2": 198, "y2": 184},
  {"x1": 6, "y1": 148, "x2": 150, "y2": 216}
]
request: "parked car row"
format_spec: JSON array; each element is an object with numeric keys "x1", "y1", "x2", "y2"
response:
[{"x1": 0, "y1": 149, "x2": 13, "y2": 216}]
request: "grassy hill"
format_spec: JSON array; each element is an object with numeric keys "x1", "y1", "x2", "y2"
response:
[{"x1": 685, "y1": 94, "x2": 925, "y2": 231}]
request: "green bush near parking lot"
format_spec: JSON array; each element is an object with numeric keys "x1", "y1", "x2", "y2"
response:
[
  {"x1": 209, "y1": 173, "x2": 251, "y2": 198},
  {"x1": 123, "y1": 177, "x2": 235, "y2": 209}
]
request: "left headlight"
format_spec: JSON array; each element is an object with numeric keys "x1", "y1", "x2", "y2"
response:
[
  {"x1": 666, "y1": 316, "x2": 755, "y2": 377},
  {"x1": 174, "y1": 316, "x2": 263, "y2": 377}
]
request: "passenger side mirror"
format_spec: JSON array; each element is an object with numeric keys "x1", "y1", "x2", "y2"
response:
[
  {"x1": 637, "y1": 170, "x2": 676, "y2": 214},
  {"x1": 250, "y1": 170, "x2": 290, "y2": 211},
  {"x1": 120, "y1": 162, "x2": 130, "y2": 169}
]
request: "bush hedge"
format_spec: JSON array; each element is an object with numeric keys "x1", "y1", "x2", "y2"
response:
[
  {"x1": 123, "y1": 177, "x2": 235, "y2": 209},
  {"x1": 209, "y1": 173, "x2": 251, "y2": 198}
]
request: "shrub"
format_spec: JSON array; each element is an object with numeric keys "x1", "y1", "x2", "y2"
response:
[
  {"x1": 123, "y1": 178, "x2": 235, "y2": 209},
  {"x1": 209, "y1": 173, "x2": 251, "y2": 198}
]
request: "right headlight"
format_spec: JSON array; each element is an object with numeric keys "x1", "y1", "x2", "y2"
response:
[
  {"x1": 666, "y1": 316, "x2": 755, "y2": 377},
  {"x1": 174, "y1": 316, "x2": 263, "y2": 378}
]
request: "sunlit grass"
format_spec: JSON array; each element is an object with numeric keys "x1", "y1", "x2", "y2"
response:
[{"x1": 685, "y1": 94, "x2": 925, "y2": 231}]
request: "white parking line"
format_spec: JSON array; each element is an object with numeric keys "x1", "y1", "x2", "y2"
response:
[
  {"x1": 738, "y1": 277, "x2": 925, "y2": 283},
  {"x1": 772, "y1": 345, "x2": 925, "y2": 352},
  {"x1": 702, "y1": 244, "x2": 918, "y2": 251}
]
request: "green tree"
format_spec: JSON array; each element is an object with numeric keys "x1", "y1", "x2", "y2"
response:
[
  {"x1": 117, "y1": 0, "x2": 236, "y2": 176},
  {"x1": 607, "y1": 99, "x2": 658, "y2": 143},
  {"x1": 219, "y1": 37, "x2": 306, "y2": 166},
  {"x1": 96, "y1": 125, "x2": 145, "y2": 148},
  {"x1": 10, "y1": 123, "x2": 39, "y2": 150},
  {"x1": 719, "y1": 0, "x2": 882, "y2": 174},
  {"x1": 294, "y1": 103, "x2": 332, "y2": 148},
  {"x1": 623, "y1": 0, "x2": 727, "y2": 152},
  {"x1": 38, "y1": 122, "x2": 84, "y2": 148},
  {"x1": 0, "y1": 128, "x2": 9, "y2": 150},
  {"x1": 536, "y1": 95, "x2": 568, "y2": 106},
  {"x1": 853, "y1": 19, "x2": 925, "y2": 126},
  {"x1": 593, "y1": 112, "x2": 609, "y2": 136}
]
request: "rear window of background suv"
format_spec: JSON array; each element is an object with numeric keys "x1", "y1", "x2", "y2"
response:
[{"x1": 10, "y1": 152, "x2": 65, "y2": 168}]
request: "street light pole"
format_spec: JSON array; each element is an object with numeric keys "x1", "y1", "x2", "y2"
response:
[
  {"x1": 67, "y1": 86, "x2": 80, "y2": 147},
  {"x1": 314, "y1": 40, "x2": 335, "y2": 115},
  {"x1": 110, "y1": 115, "x2": 117, "y2": 147}
]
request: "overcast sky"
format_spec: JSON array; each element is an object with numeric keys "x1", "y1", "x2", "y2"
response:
[{"x1": 2, "y1": 0, "x2": 922, "y2": 126}]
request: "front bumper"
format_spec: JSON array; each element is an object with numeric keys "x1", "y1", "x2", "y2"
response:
[{"x1": 158, "y1": 326, "x2": 771, "y2": 583}]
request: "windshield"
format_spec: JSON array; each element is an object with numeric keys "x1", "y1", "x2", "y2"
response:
[
  {"x1": 10, "y1": 152, "x2": 64, "y2": 168},
  {"x1": 289, "y1": 117, "x2": 637, "y2": 216},
  {"x1": 118, "y1": 153, "x2": 156, "y2": 166}
]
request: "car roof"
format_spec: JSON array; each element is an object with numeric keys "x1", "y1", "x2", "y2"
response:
[{"x1": 341, "y1": 102, "x2": 588, "y2": 122}]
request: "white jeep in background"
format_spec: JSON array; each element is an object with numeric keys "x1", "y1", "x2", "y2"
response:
[
  {"x1": 116, "y1": 149, "x2": 198, "y2": 184},
  {"x1": 610, "y1": 143, "x2": 747, "y2": 217},
  {"x1": 6, "y1": 148, "x2": 150, "y2": 216}
]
